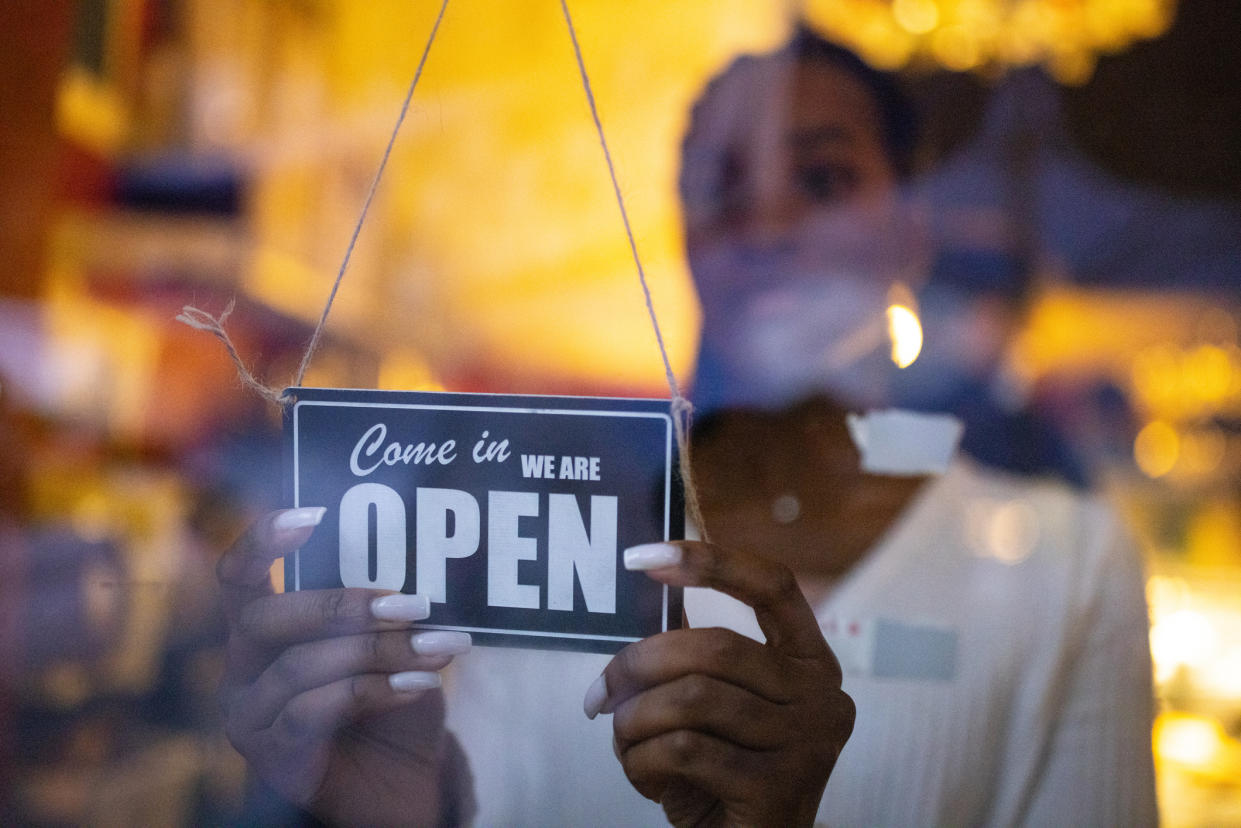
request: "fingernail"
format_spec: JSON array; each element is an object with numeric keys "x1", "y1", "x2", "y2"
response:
[
  {"x1": 623, "y1": 542, "x2": 683, "y2": 571},
  {"x1": 583, "y1": 673, "x2": 609, "y2": 719},
  {"x1": 411, "y1": 631, "x2": 472, "y2": 656},
  {"x1": 389, "y1": 671, "x2": 441, "y2": 692},
  {"x1": 371, "y1": 594, "x2": 431, "y2": 621},
  {"x1": 273, "y1": 507, "x2": 327, "y2": 532}
]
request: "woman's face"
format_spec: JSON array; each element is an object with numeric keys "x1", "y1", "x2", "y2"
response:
[
  {"x1": 683, "y1": 56, "x2": 908, "y2": 293},
  {"x1": 683, "y1": 56, "x2": 927, "y2": 409}
]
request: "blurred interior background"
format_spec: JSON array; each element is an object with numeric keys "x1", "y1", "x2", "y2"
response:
[{"x1": 1, "y1": 0, "x2": 1238, "y2": 824}]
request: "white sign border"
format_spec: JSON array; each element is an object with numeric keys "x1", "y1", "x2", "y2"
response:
[{"x1": 291, "y1": 397, "x2": 676, "y2": 645}]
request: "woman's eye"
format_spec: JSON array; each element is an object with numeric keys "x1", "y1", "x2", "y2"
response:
[
  {"x1": 712, "y1": 152, "x2": 746, "y2": 209},
  {"x1": 797, "y1": 164, "x2": 858, "y2": 203},
  {"x1": 683, "y1": 149, "x2": 746, "y2": 223}
]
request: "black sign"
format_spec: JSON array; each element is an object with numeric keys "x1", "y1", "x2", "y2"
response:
[{"x1": 283, "y1": 387, "x2": 685, "y2": 653}]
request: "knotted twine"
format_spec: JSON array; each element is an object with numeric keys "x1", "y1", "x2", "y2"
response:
[{"x1": 178, "y1": 0, "x2": 709, "y2": 542}]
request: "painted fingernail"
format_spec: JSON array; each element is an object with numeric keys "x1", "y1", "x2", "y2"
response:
[
  {"x1": 623, "y1": 542, "x2": 683, "y2": 571},
  {"x1": 273, "y1": 507, "x2": 327, "y2": 532},
  {"x1": 583, "y1": 673, "x2": 609, "y2": 720},
  {"x1": 411, "y1": 631, "x2": 472, "y2": 656},
  {"x1": 371, "y1": 594, "x2": 431, "y2": 622},
  {"x1": 389, "y1": 670, "x2": 442, "y2": 692}
]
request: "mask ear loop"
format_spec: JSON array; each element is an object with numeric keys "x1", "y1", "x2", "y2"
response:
[{"x1": 177, "y1": 0, "x2": 710, "y2": 542}]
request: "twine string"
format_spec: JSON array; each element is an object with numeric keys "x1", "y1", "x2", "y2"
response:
[
  {"x1": 178, "y1": 0, "x2": 710, "y2": 541},
  {"x1": 176, "y1": 0, "x2": 451, "y2": 402},
  {"x1": 292, "y1": 0, "x2": 450, "y2": 389},
  {"x1": 558, "y1": 0, "x2": 708, "y2": 542},
  {"x1": 175, "y1": 300, "x2": 286, "y2": 405}
]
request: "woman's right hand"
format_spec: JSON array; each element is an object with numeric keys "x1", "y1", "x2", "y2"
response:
[{"x1": 218, "y1": 507, "x2": 473, "y2": 825}]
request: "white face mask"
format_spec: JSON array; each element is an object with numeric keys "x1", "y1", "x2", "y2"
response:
[
  {"x1": 730, "y1": 273, "x2": 897, "y2": 409},
  {"x1": 689, "y1": 180, "x2": 931, "y2": 412}
]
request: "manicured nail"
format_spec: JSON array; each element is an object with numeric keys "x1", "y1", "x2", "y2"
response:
[
  {"x1": 273, "y1": 507, "x2": 326, "y2": 532},
  {"x1": 583, "y1": 673, "x2": 609, "y2": 719},
  {"x1": 389, "y1": 671, "x2": 441, "y2": 692},
  {"x1": 371, "y1": 594, "x2": 431, "y2": 622},
  {"x1": 623, "y1": 543, "x2": 683, "y2": 571},
  {"x1": 411, "y1": 631, "x2": 472, "y2": 656}
]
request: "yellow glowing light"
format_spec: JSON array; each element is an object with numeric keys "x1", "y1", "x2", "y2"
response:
[
  {"x1": 1134, "y1": 420, "x2": 1179, "y2": 478},
  {"x1": 72, "y1": 491, "x2": 114, "y2": 544},
  {"x1": 1185, "y1": 498, "x2": 1241, "y2": 568},
  {"x1": 379, "y1": 348, "x2": 443, "y2": 392},
  {"x1": 1131, "y1": 344, "x2": 1181, "y2": 407},
  {"x1": 1201, "y1": 644, "x2": 1241, "y2": 698},
  {"x1": 803, "y1": 0, "x2": 1177, "y2": 81},
  {"x1": 1230, "y1": 345, "x2": 1241, "y2": 396},
  {"x1": 1155, "y1": 712, "x2": 1225, "y2": 768},
  {"x1": 1049, "y1": 49, "x2": 1097, "y2": 86},
  {"x1": 1150, "y1": 608, "x2": 1217, "y2": 682},
  {"x1": 1179, "y1": 425, "x2": 1226, "y2": 477},
  {"x1": 893, "y1": 0, "x2": 940, "y2": 34},
  {"x1": 931, "y1": 25, "x2": 983, "y2": 71},
  {"x1": 887, "y1": 304, "x2": 923, "y2": 368},
  {"x1": 1146, "y1": 574, "x2": 1190, "y2": 616},
  {"x1": 246, "y1": 245, "x2": 330, "y2": 324},
  {"x1": 855, "y1": 21, "x2": 917, "y2": 69},
  {"x1": 1183, "y1": 343, "x2": 1233, "y2": 402},
  {"x1": 57, "y1": 66, "x2": 129, "y2": 156}
]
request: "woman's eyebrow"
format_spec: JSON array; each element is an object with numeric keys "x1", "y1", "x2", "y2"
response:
[{"x1": 787, "y1": 124, "x2": 856, "y2": 150}]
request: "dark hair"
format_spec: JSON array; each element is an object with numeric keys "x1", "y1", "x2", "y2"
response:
[
  {"x1": 782, "y1": 25, "x2": 919, "y2": 178},
  {"x1": 680, "y1": 25, "x2": 920, "y2": 201}
]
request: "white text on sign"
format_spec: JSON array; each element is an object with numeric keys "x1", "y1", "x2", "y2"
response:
[
  {"x1": 519, "y1": 454, "x2": 601, "y2": 480},
  {"x1": 338, "y1": 483, "x2": 618, "y2": 613}
]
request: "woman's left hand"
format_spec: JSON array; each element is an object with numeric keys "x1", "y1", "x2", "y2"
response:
[{"x1": 585, "y1": 540, "x2": 854, "y2": 828}]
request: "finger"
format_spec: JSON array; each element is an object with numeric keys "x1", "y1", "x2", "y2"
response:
[
  {"x1": 218, "y1": 508, "x2": 326, "y2": 616},
  {"x1": 619, "y1": 730, "x2": 763, "y2": 811},
  {"x1": 624, "y1": 541, "x2": 830, "y2": 660},
  {"x1": 612, "y1": 674, "x2": 788, "y2": 752},
  {"x1": 234, "y1": 589, "x2": 433, "y2": 651},
  {"x1": 585, "y1": 627, "x2": 787, "y2": 719},
  {"x1": 263, "y1": 671, "x2": 443, "y2": 746},
  {"x1": 234, "y1": 629, "x2": 471, "y2": 734},
  {"x1": 226, "y1": 590, "x2": 435, "y2": 684}
]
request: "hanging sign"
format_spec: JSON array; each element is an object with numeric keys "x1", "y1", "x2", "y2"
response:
[{"x1": 284, "y1": 387, "x2": 685, "y2": 653}]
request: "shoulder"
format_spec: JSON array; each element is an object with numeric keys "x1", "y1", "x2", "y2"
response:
[
  {"x1": 934, "y1": 457, "x2": 1132, "y2": 568},
  {"x1": 939, "y1": 459, "x2": 1149, "y2": 636}
]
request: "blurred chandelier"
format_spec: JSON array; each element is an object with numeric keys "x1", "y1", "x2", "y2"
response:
[{"x1": 802, "y1": 0, "x2": 1177, "y2": 83}]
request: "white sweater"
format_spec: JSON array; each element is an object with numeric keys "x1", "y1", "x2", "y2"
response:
[{"x1": 444, "y1": 459, "x2": 1158, "y2": 826}]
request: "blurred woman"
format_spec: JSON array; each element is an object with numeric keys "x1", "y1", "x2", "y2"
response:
[{"x1": 215, "y1": 28, "x2": 1156, "y2": 827}]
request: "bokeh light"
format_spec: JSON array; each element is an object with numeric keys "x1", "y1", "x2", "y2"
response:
[
  {"x1": 803, "y1": 0, "x2": 1177, "y2": 81},
  {"x1": 965, "y1": 497, "x2": 1041, "y2": 564},
  {"x1": 1155, "y1": 712, "x2": 1224, "y2": 768},
  {"x1": 887, "y1": 303, "x2": 924, "y2": 368},
  {"x1": 1150, "y1": 608, "x2": 1217, "y2": 682},
  {"x1": 1134, "y1": 420, "x2": 1180, "y2": 478}
]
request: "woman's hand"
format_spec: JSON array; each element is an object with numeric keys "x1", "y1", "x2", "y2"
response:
[
  {"x1": 218, "y1": 507, "x2": 473, "y2": 825},
  {"x1": 586, "y1": 541, "x2": 854, "y2": 828}
]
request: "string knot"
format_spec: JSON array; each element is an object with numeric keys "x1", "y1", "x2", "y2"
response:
[
  {"x1": 179, "y1": 0, "x2": 711, "y2": 543},
  {"x1": 175, "y1": 300, "x2": 290, "y2": 406},
  {"x1": 670, "y1": 394, "x2": 694, "y2": 423}
]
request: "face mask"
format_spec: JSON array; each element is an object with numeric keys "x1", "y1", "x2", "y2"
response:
[
  {"x1": 727, "y1": 273, "x2": 900, "y2": 409},
  {"x1": 690, "y1": 193, "x2": 930, "y2": 411}
]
